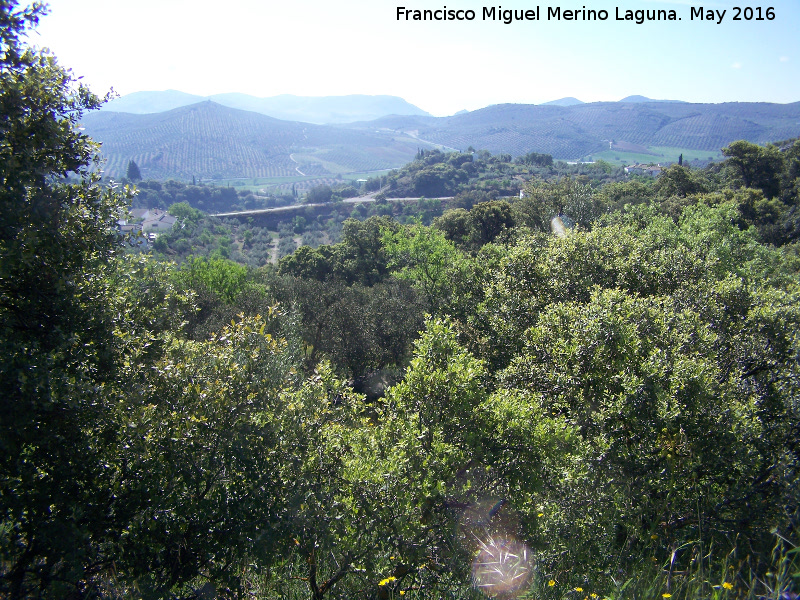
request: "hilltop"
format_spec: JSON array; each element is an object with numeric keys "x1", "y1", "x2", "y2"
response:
[
  {"x1": 541, "y1": 97, "x2": 584, "y2": 106},
  {"x1": 618, "y1": 95, "x2": 685, "y2": 103}
]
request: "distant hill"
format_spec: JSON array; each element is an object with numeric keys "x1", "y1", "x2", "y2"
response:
[
  {"x1": 541, "y1": 97, "x2": 584, "y2": 106},
  {"x1": 619, "y1": 95, "x2": 685, "y2": 104},
  {"x1": 358, "y1": 101, "x2": 800, "y2": 159},
  {"x1": 102, "y1": 91, "x2": 431, "y2": 124},
  {"x1": 102, "y1": 90, "x2": 206, "y2": 114},
  {"x1": 82, "y1": 102, "x2": 427, "y2": 180}
]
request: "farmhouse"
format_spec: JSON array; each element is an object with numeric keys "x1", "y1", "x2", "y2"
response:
[
  {"x1": 142, "y1": 210, "x2": 178, "y2": 233},
  {"x1": 625, "y1": 164, "x2": 664, "y2": 177},
  {"x1": 117, "y1": 208, "x2": 178, "y2": 236}
]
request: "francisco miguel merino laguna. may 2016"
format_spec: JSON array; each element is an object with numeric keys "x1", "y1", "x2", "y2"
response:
[{"x1": 397, "y1": 6, "x2": 752, "y2": 25}]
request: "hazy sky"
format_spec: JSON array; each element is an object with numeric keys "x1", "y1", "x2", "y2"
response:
[{"x1": 30, "y1": 0, "x2": 800, "y2": 116}]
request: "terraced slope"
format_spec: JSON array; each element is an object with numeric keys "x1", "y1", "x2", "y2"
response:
[
  {"x1": 360, "y1": 101, "x2": 800, "y2": 158},
  {"x1": 82, "y1": 100, "x2": 800, "y2": 180},
  {"x1": 82, "y1": 102, "x2": 424, "y2": 179}
]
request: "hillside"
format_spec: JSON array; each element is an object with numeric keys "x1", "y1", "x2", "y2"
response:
[
  {"x1": 358, "y1": 101, "x2": 800, "y2": 159},
  {"x1": 102, "y1": 90, "x2": 431, "y2": 124},
  {"x1": 83, "y1": 100, "x2": 800, "y2": 180},
  {"x1": 82, "y1": 101, "x2": 427, "y2": 180}
]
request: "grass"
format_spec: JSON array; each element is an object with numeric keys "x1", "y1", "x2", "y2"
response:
[
  {"x1": 204, "y1": 170, "x2": 391, "y2": 193},
  {"x1": 208, "y1": 175, "x2": 336, "y2": 192},
  {"x1": 586, "y1": 146, "x2": 725, "y2": 166},
  {"x1": 526, "y1": 533, "x2": 798, "y2": 600},
  {"x1": 341, "y1": 169, "x2": 393, "y2": 181},
  {"x1": 291, "y1": 152, "x2": 344, "y2": 174}
]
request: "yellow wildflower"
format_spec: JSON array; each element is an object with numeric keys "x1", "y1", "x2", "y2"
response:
[
  {"x1": 651, "y1": 534, "x2": 658, "y2": 540},
  {"x1": 548, "y1": 580, "x2": 556, "y2": 587},
  {"x1": 663, "y1": 594, "x2": 672, "y2": 598},
  {"x1": 538, "y1": 513, "x2": 544, "y2": 517},
  {"x1": 400, "y1": 592, "x2": 406, "y2": 596},
  {"x1": 723, "y1": 582, "x2": 733, "y2": 590},
  {"x1": 575, "y1": 588, "x2": 584, "y2": 593},
  {"x1": 591, "y1": 594, "x2": 598, "y2": 598},
  {"x1": 379, "y1": 576, "x2": 397, "y2": 586}
]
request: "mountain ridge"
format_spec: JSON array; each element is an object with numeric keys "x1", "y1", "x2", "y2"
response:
[
  {"x1": 102, "y1": 90, "x2": 431, "y2": 124},
  {"x1": 541, "y1": 97, "x2": 584, "y2": 106},
  {"x1": 619, "y1": 94, "x2": 685, "y2": 103},
  {"x1": 359, "y1": 100, "x2": 800, "y2": 158}
]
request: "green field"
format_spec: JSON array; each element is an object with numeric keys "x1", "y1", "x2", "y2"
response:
[
  {"x1": 340, "y1": 169, "x2": 393, "y2": 181},
  {"x1": 584, "y1": 146, "x2": 725, "y2": 166},
  {"x1": 206, "y1": 175, "x2": 316, "y2": 188},
  {"x1": 206, "y1": 169, "x2": 393, "y2": 193}
]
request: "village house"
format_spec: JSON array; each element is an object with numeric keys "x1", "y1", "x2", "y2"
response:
[
  {"x1": 624, "y1": 164, "x2": 664, "y2": 177},
  {"x1": 117, "y1": 208, "x2": 177, "y2": 240}
]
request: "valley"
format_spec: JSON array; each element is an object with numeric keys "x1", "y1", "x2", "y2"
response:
[{"x1": 82, "y1": 95, "x2": 800, "y2": 184}]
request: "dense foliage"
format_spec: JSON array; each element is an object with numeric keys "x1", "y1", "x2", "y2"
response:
[
  {"x1": 364, "y1": 148, "x2": 623, "y2": 200},
  {"x1": 2, "y1": 5, "x2": 799, "y2": 600}
]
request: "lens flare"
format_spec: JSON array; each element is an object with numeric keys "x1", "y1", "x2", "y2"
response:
[
  {"x1": 456, "y1": 497, "x2": 533, "y2": 598},
  {"x1": 471, "y1": 534, "x2": 533, "y2": 599}
]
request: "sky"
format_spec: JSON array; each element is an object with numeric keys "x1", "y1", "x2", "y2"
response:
[{"x1": 29, "y1": 0, "x2": 800, "y2": 117}]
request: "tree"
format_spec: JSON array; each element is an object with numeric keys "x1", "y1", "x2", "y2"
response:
[
  {"x1": 167, "y1": 200, "x2": 202, "y2": 222},
  {"x1": 779, "y1": 138, "x2": 800, "y2": 205},
  {"x1": 278, "y1": 244, "x2": 335, "y2": 281},
  {"x1": 382, "y1": 223, "x2": 464, "y2": 307},
  {"x1": 500, "y1": 283, "x2": 799, "y2": 577},
  {"x1": 653, "y1": 164, "x2": 707, "y2": 198},
  {"x1": 173, "y1": 255, "x2": 249, "y2": 304},
  {"x1": 268, "y1": 274, "x2": 425, "y2": 377},
  {"x1": 111, "y1": 313, "x2": 304, "y2": 597},
  {"x1": 334, "y1": 216, "x2": 397, "y2": 285},
  {"x1": 1, "y1": 6, "x2": 298, "y2": 597},
  {"x1": 0, "y1": 3, "x2": 134, "y2": 595},
  {"x1": 516, "y1": 177, "x2": 601, "y2": 231},
  {"x1": 722, "y1": 140, "x2": 784, "y2": 199},
  {"x1": 598, "y1": 179, "x2": 654, "y2": 211},
  {"x1": 467, "y1": 200, "x2": 515, "y2": 247},
  {"x1": 516, "y1": 151, "x2": 554, "y2": 167},
  {"x1": 126, "y1": 158, "x2": 142, "y2": 181},
  {"x1": 433, "y1": 207, "x2": 472, "y2": 247},
  {"x1": 306, "y1": 183, "x2": 333, "y2": 204}
]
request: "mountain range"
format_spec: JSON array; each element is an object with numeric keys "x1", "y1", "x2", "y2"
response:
[
  {"x1": 101, "y1": 91, "x2": 431, "y2": 125},
  {"x1": 357, "y1": 101, "x2": 800, "y2": 159},
  {"x1": 82, "y1": 97, "x2": 800, "y2": 181}
]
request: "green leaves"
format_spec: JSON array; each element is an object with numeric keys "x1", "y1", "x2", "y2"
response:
[
  {"x1": 1, "y1": 5, "x2": 134, "y2": 596},
  {"x1": 173, "y1": 255, "x2": 248, "y2": 304},
  {"x1": 113, "y1": 314, "x2": 295, "y2": 595},
  {"x1": 722, "y1": 140, "x2": 784, "y2": 199},
  {"x1": 381, "y1": 222, "x2": 464, "y2": 307}
]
